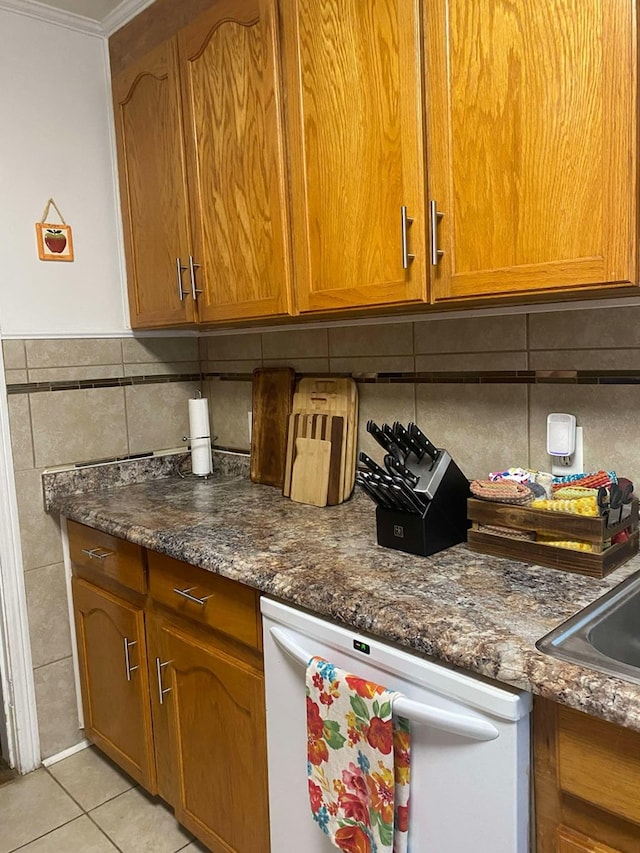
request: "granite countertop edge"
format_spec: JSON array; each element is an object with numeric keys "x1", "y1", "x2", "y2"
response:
[{"x1": 49, "y1": 470, "x2": 640, "y2": 733}]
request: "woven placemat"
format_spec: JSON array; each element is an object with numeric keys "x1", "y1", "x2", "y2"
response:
[
  {"x1": 470, "y1": 479, "x2": 533, "y2": 505},
  {"x1": 477, "y1": 523, "x2": 536, "y2": 541}
]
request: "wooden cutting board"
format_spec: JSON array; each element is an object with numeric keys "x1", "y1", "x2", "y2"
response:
[
  {"x1": 292, "y1": 378, "x2": 358, "y2": 502},
  {"x1": 250, "y1": 367, "x2": 295, "y2": 487},
  {"x1": 283, "y1": 413, "x2": 344, "y2": 505}
]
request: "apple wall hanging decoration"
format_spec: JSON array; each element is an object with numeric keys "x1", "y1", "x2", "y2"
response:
[{"x1": 35, "y1": 198, "x2": 74, "y2": 262}]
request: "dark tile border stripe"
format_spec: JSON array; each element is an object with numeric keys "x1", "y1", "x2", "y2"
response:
[
  {"x1": 6, "y1": 373, "x2": 203, "y2": 394},
  {"x1": 8, "y1": 369, "x2": 640, "y2": 395}
]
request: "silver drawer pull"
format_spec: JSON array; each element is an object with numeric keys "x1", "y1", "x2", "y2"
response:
[
  {"x1": 81, "y1": 548, "x2": 113, "y2": 561},
  {"x1": 123, "y1": 638, "x2": 139, "y2": 682},
  {"x1": 156, "y1": 657, "x2": 172, "y2": 705},
  {"x1": 429, "y1": 199, "x2": 444, "y2": 266},
  {"x1": 400, "y1": 205, "x2": 415, "y2": 269},
  {"x1": 172, "y1": 586, "x2": 212, "y2": 606}
]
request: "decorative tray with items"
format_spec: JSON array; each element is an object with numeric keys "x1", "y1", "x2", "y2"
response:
[{"x1": 467, "y1": 469, "x2": 639, "y2": 577}]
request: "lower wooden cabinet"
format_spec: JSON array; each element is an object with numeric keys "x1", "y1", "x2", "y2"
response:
[
  {"x1": 534, "y1": 697, "x2": 640, "y2": 853},
  {"x1": 558, "y1": 828, "x2": 622, "y2": 853},
  {"x1": 72, "y1": 576, "x2": 157, "y2": 791},
  {"x1": 68, "y1": 520, "x2": 269, "y2": 853},
  {"x1": 149, "y1": 617, "x2": 269, "y2": 853}
]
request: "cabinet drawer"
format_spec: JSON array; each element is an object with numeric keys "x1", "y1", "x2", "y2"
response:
[
  {"x1": 68, "y1": 520, "x2": 146, "y2": 594},
  {"x1": 148, "y1": 551, "x2": 260, "y2": 649},
  {"x1": 558, "y1": 705, "x2": 640, "y2": 827}
]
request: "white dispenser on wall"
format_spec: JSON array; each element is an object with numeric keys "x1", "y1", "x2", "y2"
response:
[{"x1": 547, "y1": 412, "x2": 583, "y2": 475}]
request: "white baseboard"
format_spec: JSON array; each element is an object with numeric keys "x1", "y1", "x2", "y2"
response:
[{"x1": 42, "y1": 738, "x2": 90, "y2": 768}]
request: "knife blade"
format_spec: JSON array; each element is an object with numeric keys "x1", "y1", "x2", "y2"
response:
[{"x1": 408, "y1": 422, "x2": 439, "y2": 462}]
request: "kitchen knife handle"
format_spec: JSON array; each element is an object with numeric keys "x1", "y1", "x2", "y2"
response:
[
  {"x1": 367, "y1": 420, "x2": 393, "y2": 454},
  {"x1": 392, "y1": 421, "x2": 425, "y2": 460},
  {"x1": 430, "y1": 200, "x2": 444, "y2": 266},
  {"x1": 400, "y1": 206, "x2": 415, "y2": 269},
  {"x1": 359, "y1": 452, "x2": 387, "y2": 478},
  {"x1": 408, "y1": 422, "x2": 439, "y2": 462}
]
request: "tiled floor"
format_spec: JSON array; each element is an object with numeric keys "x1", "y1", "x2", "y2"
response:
[{"x1": 0, "y1": 746, "x2": 209, "y2": 852}]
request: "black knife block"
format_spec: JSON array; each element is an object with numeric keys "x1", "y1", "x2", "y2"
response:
[{"x1": 375, "y1": 454, "x2": 470, "y2": 557}]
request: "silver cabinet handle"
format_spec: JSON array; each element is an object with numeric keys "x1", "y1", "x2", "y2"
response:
[
  {"x1": 123, "y1": 638, "x2": 139, "y2": 682},
  {"x1": 430, "y1": 200, "x2": 444, "y2": 266},
  {"x1": 400, "y1": 206, "x2": 415, "y2": 269},
  {"x1": 81, "y1": 548, "x2": 113, "y2": 561},
  {"x1": 172, "y1": 586, "x2": 212, "y2": 606},
  {"x1": 176, "y1": 257, "x2": 188, "y2": 301},
  {"x1": 188, "y1": 255, "x2": 202, "y2": 300},
  {"x1": 155, "y1": 657, "x2": 172, "y2": 705}
]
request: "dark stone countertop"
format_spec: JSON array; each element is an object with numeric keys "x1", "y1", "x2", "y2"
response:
[{"x1": 51, "y1": 471, "x2": 640, "y2": 732}]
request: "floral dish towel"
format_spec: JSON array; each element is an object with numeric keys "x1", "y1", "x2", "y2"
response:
[{"x1": 306, "y1": 655, "x2": 411, "y2": 853}]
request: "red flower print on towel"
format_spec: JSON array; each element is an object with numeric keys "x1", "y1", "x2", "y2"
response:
[
  {"x1": 338, "y1": 791, "x2": 370, "y2": 825},
  {"x1": 335, "y1": 824, "x2": 372, "y2": 853},
  {"x1": 396, "y1": 802, "x2": 410, "y2": 833},
  {"x1": 367, "y1": 716, "x2": 393, "y2": 754},
  {"x1": 307, "y1": 697, "x2": 329, "y2": 765},
  {"x1": 308, "y1": 779, "x2": 323, "y2": 813},
  {"x1": 341, "y1": 762, "x2": 368, "y2": 799},
  {"x1": 345, "y1": 675, "x2": 386, "y2": 699}
]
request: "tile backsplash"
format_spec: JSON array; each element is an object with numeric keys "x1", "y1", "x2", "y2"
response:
[{"x1": 4, "y1": 303, "x2": 640, "y2": 759}]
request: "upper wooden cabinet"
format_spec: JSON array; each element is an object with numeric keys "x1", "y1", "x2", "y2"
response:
[
  {"x1": 113, "y1": 39, "x2": 195, "y2": 328},
  {"x1": 178, "y1": 0, "x2": 292, "y2": 323},
  {"x1": 112, "y1": 0, "x2": 639, "y2": 328},
  {"x1": 425, "y1": 0, "x2": 638, "y2": 303},
  {"x1": 112, "y1": 0, "x2": 293, "y2": 328},
  {"x1": 281, "y1": 0, "x2": 427, "y2": 313}
]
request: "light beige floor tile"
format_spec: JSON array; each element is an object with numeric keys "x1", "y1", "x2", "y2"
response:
[
  {"x1": 48, "y1": 745, "x2": 135, "y2": 812},
  {"x1": 177, "y1": 841, "x2": 210, "y2": 852},
  {"x1": 90, "y1": 787, "x2": 192, "y2": 853},
  {"x1": 15, "y1": 815, "x2": 118, "y2": 852},
  {"x1": 0, "y1": 768, "x2": 81, "y2": 853}
]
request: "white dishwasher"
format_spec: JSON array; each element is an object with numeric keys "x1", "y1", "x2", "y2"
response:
[{"x1": 261, "y1": 597, "x2": 531, "y2": 853}]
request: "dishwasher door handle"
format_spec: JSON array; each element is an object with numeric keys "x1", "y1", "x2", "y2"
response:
[{"x1": 269, "y1": 626, "x2": 499, "y2": 742}]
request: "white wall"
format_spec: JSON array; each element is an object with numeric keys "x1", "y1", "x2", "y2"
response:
[{"x1": 0, "y1": 9, "x2": 129, "y2": 337}]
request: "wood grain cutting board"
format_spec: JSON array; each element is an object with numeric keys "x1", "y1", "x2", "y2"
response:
[
  {"x1": 250, "y1": 367, "x2": 295, "y2": 487},
  {"x1": 292, "y1": 378, "x2": 358, "y2": 502},
  {"x1": 283, "y1": 413, "x2": 344, "y2": 505}
]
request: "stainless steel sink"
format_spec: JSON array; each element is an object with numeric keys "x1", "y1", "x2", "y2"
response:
[{"x1": 536, "y1": 569, "x2": 640, "y2": 684}]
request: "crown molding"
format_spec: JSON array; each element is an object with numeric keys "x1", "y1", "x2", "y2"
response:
[
  {"x1": 0, "y1": 0, "x2": 103, "y2": 35},
  {"x1": 0, "y1": 0, "x2": 156, "y2": 36},
  {"x1": 101, "y1": 0, "x2": 155, "y2": 35}
]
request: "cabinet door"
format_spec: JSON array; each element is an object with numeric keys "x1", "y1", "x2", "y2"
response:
[
  {"x1": 72, "y1": 577, "x2": 156, "y2": 791},
  {"x1": 179, "y1": 0, "x2": 293, "y2": 323},
  {"x1": 426, "y1": 0, "x2": 637, "y2": 302},
  {"x1": 282, "y1": 0, "x2": 427, "y2": 312},
  {"x1": 113, "y1": 38, "x2": 196, "y2": 328},
  {"x1": 156, "y1": 621, "x2": 269, "y2": 853},
  {"x1": 558, "y1": 827, "x2": 622, "y2": 853}
]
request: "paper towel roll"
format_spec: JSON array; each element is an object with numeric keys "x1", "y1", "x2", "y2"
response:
[{"x1": 188, "y1": 396, "x2": 212, "y2": 476}]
